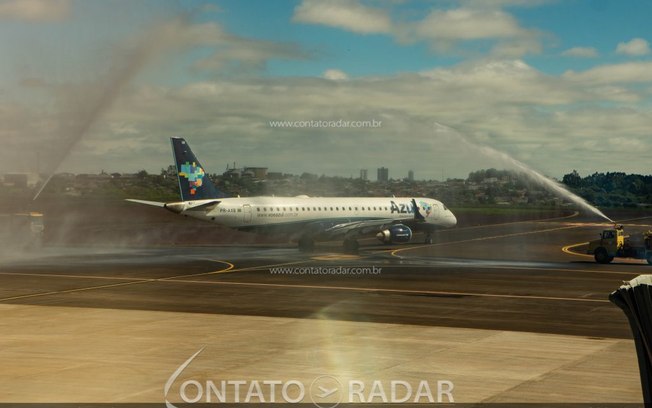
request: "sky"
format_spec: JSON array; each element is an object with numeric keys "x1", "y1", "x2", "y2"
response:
[{"x1": 1, "y1": 0, "x2": 652, "y2": 181}]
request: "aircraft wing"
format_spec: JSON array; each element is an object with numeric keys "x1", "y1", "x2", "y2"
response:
[
  {"x1": 315, "y1": 199, "x2": 427, "y2": 239},
  {"x1": 320, "y1": 217, "x2": 414, "y2": 239}
]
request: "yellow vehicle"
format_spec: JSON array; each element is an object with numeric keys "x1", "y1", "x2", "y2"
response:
[{"x1": 587, "y1": 225, "x2": 652, "y2": 264}]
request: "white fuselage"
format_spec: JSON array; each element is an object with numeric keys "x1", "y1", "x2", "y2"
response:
[{"x1": 176, "y1": 196, "x2": 457, "y2": 231}]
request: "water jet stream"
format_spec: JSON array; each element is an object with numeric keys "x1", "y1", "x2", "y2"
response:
[
  {"x1": 32, "y1": 16, "x2": 189, "y2": 201},
  {"x1": 434, "y1": 123, "x2": 614, "y2": 223}
]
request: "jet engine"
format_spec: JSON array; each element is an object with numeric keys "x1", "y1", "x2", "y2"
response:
[{"x1": 376, "y1": 224, "x2": 412, "y2": 244}]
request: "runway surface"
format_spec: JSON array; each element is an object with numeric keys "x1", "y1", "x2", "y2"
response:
[
  {"x1": 1, "y1": 211, "x2": 650, "y2": 339},
  {"x1": 1, "y1": 209, "x2": 649, "y2": 403}
]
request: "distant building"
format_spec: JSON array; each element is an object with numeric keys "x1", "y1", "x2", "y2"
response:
[
  {"x1": 377, "y1": 167, "x2": 389, "y2": 182},
  {"x1": 3, "y1": 173, "x2": 28, "y2": 188},
  {"x1": 407, "y1": 170, "x2": 414, "y2": 181},
  {"x1": 223, "y1": 166, "x2": 268, "y2": 179},
  {"x1": 223, "y1": 167, "x2": 242, "y2": 179},
  {"x1": 245, "y1": 167, "x2": 268, "y2": 179},
  {"x1": 2, "y1": 173, "x2": 40, "y2": 188},
  {"x1": 360, "y1": 169, "x2": 368, "y2": 180}
]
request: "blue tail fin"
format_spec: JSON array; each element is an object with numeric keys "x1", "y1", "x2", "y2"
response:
[{"x1": 171, "y1": 137, "x2": 225, "y2": 201}]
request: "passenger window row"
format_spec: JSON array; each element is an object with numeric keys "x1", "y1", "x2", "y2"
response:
[{"x1": 255, "y1": 206, "x2": 390, "y2": 212}]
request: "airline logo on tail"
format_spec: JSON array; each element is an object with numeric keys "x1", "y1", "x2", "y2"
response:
[{"x1": 179, "y1": 161, "x2": 205, "y2": 196}]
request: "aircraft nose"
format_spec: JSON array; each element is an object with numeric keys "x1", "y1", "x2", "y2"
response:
[{"x1": 448, "y1": 211, "x2": 457, "y2": 227}]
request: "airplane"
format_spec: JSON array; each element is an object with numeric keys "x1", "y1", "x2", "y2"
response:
[{"x1": 127, "y1": 137, "x2": 457, "y2": 252}]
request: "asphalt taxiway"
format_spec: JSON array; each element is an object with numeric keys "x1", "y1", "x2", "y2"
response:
[{"x1": 0, "y1": 211, "x2": 649, "y2": 402}]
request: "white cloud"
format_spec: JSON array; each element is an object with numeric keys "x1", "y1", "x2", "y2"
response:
[
  {"x1": 14, "y1": 58, "x2": 645, "y2": 179},
  {"x1": 561, "y1": 47, "x2": 599, "y2": 58},
  {"x1": 419, "y1": 59, "x2": 600, "y2": 105},
  {"x1": 490, "y1": 37, "x2": 542, "y2": 57},
  {"x1": 460, "y1": 0, "x2": 555, "y2": 7},
  {"x1": 563, "y1": 61, "x2": 652, "y2": 84},
  {"x1": 323, "y1": 69, "x2": 349, "y2": 80},
  {"x1": 292, "y1": 1, "x2": 543, "y2": 57},
  {"x1": 0, "y1": 0, "x2": 71, "y2": 21},
  {"x1": 292, "y1": 0, "x2": 392, "y2": 34},
  {"x1": 195, "y1": 38, "x2": 308, "y2": 74},
  {"x1": 616, "y1": 38, "x2": 651, "y2": 56},
  {"x1": 4, "y1": 11, "x2": 651, "y2": 179},
  {"x1": 416, "y1": 9, "x2": 523, "y2": 41},
  {"x1": 414, "y1": 8, "x2": 543, "y2": 56}
]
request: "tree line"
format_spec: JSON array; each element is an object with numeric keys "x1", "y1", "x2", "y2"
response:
[{"x1": 562, "y1": 170, "x2": 652, "y2": 208}]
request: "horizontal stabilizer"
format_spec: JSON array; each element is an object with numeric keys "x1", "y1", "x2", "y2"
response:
[
  {"x1": 186, "y1": 200, "x2": 221, "y2": 211},
  {"x1": 164, "y1": 200, "x2": 221, "y2": 213},
  {"x1": 125, "y1": 199, "x2": 166, "y2": 207}
]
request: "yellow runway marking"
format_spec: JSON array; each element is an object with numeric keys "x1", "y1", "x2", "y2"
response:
[
  {"x1": 158, "y1": 279, "x2": 609, "y2": 304},
  {"x1": 0, "y1": 280, "x2": 153, "y2": 302},
  {"x1": 149, "y1": 259, "x2": 317, "y2": 279},
  {"x1": 160, "y1": 259, "x2": 235, "y2": 280},
  {"x1": 368, "y1": 263, "x2": 639, "y2": 277},
  {"x1": 0, "y1": 258, "x2": 235, "y2": 302},
  {"x1": 224, "y1": 260, "x2": 313, "y2": 274},
  {"x1": 0, "y1": 272, "x2": 143, "y2": 281},
  {"x1": 311, "y1": 254, "x2": 361, "y2": 261},
  {"x1": 0, "y1": 260, "x2": 639, "y2": 285},
  {"x1": 0, "y1": 272, "x2": 609, "y2": 304},
  {"x1": 561, "y1": 242, "x2": 593, "y2": 258},
  {"x1": 0, "y1": 259, "x2": 636, "y2": 303}
]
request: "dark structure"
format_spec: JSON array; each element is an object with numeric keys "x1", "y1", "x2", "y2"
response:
[
  {"x1": 377, "y1": 167, "x2": 388, "y2": 182},
  {"x1": 609, "y1": 275, "x2": 652, "y2": 404}
]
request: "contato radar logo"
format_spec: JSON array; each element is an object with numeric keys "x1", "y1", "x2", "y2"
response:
[{"x1": 164, "y1": 347, "x2": 454, "y2": 407}]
